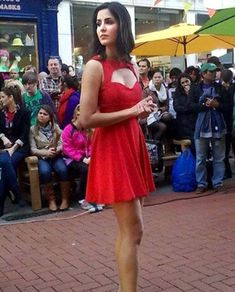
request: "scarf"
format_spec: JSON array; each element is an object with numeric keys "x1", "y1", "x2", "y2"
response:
[
  {"x1": 149, "y1": 80, "x2": 167, "y2": 102},
  {"x1": 38, "y1": 124, "x2": 53, "y2": 141},
  {"x1": 57, "y1": 88, "x2": 75, "y2": 125}
]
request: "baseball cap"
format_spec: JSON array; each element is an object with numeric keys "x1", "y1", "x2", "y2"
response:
[{"x1": 201, "y1": 63, "x2": 217, "y2": 72}]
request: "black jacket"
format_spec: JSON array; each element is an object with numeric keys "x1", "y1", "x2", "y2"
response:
[
  {"x1": 0, "y1": 107, "x2": 31, "y2": 154},
  {"x1": 173, "y1": 85, "x2": 201, "y2": 139}
]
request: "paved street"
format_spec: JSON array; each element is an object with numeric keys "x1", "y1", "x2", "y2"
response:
[{"x1": 0, "y1": 181, "x2": 235, "y2": 291}]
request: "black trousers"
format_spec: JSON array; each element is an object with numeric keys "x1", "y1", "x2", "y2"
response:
[{"x1": 68, "y1": 160, "x2": 89, "y2": 200}]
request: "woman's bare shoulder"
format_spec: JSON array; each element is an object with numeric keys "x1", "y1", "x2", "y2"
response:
[
  {"x1": 82, "y1": 59, "x2": 103, "y2": 81},
  {"x1": 85, "y1": 59, "x2": 103, "y2": 71}
]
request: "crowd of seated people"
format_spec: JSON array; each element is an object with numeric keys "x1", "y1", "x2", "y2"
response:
[
  {"x1": 137, "y1": 57, "x2": 235, "y2": 194},
  {"x1": 0, "y1": 57, "x2": 104, "y2": 217},
  {"x1": 0, "y1": 55, "x2": 235, "y2": 216}
]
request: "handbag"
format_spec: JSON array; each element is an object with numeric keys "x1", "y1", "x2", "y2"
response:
[{"x1": 146, "y1": 139, "x2": 163, "y2": 172}]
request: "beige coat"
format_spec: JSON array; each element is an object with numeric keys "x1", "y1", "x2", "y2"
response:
[{"x1": 30, "y1": 124, "x2": 62, "y2": 158}]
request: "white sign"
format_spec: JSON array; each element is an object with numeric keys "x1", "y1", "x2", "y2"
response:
[{"x1": 0, "y1": 0, "x2": 21, "y2": 10}]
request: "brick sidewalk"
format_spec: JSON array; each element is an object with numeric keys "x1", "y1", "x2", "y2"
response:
[{"x1": 0, "y1": 190, "x2": 235, "y2": 291}]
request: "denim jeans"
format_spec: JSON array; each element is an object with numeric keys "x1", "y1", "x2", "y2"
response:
[
  {"x1": 0, "y1": 152, "x2": 19, "y2": 199},
  {"x1": 11, "y1": 151, "x2": 27, "y2": 171},
  {"x1": 38, "y1": 157, "x2": 68, "y2": 184},
  {"x1": 195, "y1": 137, "x2": 225, "y2": 188}
]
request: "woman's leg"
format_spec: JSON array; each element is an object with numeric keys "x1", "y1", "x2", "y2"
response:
[
  {"x1": 148, "y1": 121, "x2": 166, "y2": 141},
  {"x1": 69, "y1": 161, "x2": 88, "y2": 200},
  {"x1": 0, "y1": 154, "x2": 8, "y2": 216},
  {"x1": 38, "y1": 159, "x2": 57, "y2": 211},
  {"x1": 0, "y1": 152, "x2": 24, "y2": 207},
  {"x1": 112, "y1": 199, "x2": 144, "y2": 292},
  {"x1": 10, "y1": 151, "x2": 26, "y2": 171},
  {"x1": 52, "y1": 158, "x2": 70, "y2": 210}
]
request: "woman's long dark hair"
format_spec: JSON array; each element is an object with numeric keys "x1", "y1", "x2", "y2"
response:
[
  {"x1": 92, "y1": 2, "x2": 134, "y2": 61},
  {"x1": 175, "y1": 73, "x2": 192, "y2": 96},
  {"x1": 1, "y1": 85, "x2": 22, "y2": 106}
]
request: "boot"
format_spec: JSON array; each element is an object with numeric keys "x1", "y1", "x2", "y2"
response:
[
  {"x1": 59, "y1": 181, "x2": 70, "y2": 211},
  {"x1": 43, "y1": 183, "x2": 57, "y2": 211}
]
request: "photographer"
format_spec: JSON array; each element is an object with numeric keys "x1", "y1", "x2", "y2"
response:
[{"x1": 194, "y1": 63, "x2": 229, "y2": 194}]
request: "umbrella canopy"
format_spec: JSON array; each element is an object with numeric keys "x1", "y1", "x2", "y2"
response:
[
  {"x1": 196, "y1": 7, "x2": 235, "y2": 36},
  {"x1": 132, "y1": 22, "x2": 235, "y2": 57}
]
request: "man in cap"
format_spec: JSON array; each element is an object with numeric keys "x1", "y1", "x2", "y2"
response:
[{"x1": 194, "y1": 63, "x2": 229, "y2": 194}]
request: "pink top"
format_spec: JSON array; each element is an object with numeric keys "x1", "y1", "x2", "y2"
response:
[{"x1": 62, "y1": 123, "x2": 91, "y2": 165}]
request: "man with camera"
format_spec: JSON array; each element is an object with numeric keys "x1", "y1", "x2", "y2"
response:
[{"x1": 194, "y1": 63, "x2": 229, "y2": 194}]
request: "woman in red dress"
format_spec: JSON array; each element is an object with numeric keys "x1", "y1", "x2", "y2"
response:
[{"x1": 80, "y1": 2, "x2": 155, "y2": 291}]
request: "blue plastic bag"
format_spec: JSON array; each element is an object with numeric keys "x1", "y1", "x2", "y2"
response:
[{"x1": 172, "y1": 148, "x2": 197, "y2": 192}]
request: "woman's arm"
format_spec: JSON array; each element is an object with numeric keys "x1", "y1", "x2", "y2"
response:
[{"x1": 79, "y1": 60, "x2": 154, "y2": 129}]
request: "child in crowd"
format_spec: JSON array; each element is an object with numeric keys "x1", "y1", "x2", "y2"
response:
[
  {"x1": 62, "y1": 105, "x2": 103, "y2": 212},
  {"x1": 30, "y1": 105, "x2": 70, "y2": 211}
]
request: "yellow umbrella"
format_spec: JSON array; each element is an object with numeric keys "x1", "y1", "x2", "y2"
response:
[{"x1": 132, "y1": 23, "x2": 235, "y2": 57}]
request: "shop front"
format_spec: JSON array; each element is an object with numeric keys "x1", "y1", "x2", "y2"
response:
[{"x1": 0, "y1": 0, "x2": 61, "y2": 75}]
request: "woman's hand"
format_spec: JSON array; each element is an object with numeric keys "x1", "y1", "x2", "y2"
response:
[
  {"x1": 134, "y1": 96, "x2": 156, "y2": 119},
  {"x1": 47, "y1": 147, "x2": 57, "y2": 158},
  {"x1": 184, "y1": 85, "x2": 190, "y2": 95},
  {"x1": 83, "y1": 157, "x2": 90, "y2": 164},
  {"x1": 6, "y1": 146, "x2": 16, "y2": 156},
  {"x1": 2, "y1": 136, "x2": 12, "y2": 148}
]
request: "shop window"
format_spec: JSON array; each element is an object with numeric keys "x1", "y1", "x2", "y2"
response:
[{"x1": 0, "y1": 21, "x2": 38, "y2": 74}]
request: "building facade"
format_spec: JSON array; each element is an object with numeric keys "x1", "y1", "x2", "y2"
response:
[
  {"x1": 0, "y1": 0, "x2": 62, "y2": 73},
  {"x1": 58, "y1": 0, "x2": 235, "y2": 71}
]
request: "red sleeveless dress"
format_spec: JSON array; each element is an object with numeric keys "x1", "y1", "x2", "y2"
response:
[{"x1": 86, "y1": 58, "x2": 155, "y2": 204}]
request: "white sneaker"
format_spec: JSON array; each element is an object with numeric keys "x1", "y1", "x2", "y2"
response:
[
  {"x1": 78, "y1": 199, "x2": 85, "y2": 205},
  {"x1": 89, "y1": 205, "x2": 103, "y2": 213},
  {"x1": 81, "y1": 201, "x2": 94, "y2": 210}
]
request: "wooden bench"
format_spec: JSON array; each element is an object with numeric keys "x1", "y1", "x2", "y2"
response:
[
  {"x1": 18, "y1": 156, "x2": 42, "y2": 210},
  {"x1": 18, "y1": 156, "x2": 80, "y2": 211},
  {"x1": 163, "y1": 139, "x2": 191, "y2": 179}
]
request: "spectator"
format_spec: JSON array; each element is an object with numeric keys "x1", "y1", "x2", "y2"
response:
[
  {"x1": 221, "y1": 69, "x2": 234, "y2": 178},
  {"x1": 62, "y1": 105, "x2": 103, "y2": 211},
  {"x1": 137, "y1": 58, "x2": 151, "y2": 89},
  {"x1": 68, "y1": 65, "x2": 76, "y2": 77},
  {"x1": 168, "y1": 67, "x2": 182, "y2": 119},
  {"x1": 24, "y1": 64, "x2": 37, "y2": 74},
  {"x1": 185, "y1": 65, "x2": 201, "y2": 85},
  {"x1": 143, "y1": 69, "x2": 172, "y2": 146},
  {"x1": 0, "y1": 85, "x2": 30, "y2": 204},
  {"x1": 173, "y1": 73, "x2": 200, "y2": 155},
  {"x1": 22, "y1": 71, "x2": 56, "y2": 125},
  {"x1": 194, "y1": 63, "x2": 228, "y2": 194},
  {"x1": 61, "y1": 63, "x2": 69, "y2": 78},
  {"x1": 39, "y1": 56, "x2": 62, "y2": 109},
  {"x1": 9, "y1": 68, "x2": 21, "y2": 82},
  {"x1": 38, "y1": 71, "x2": 48, "y2": 81},
  {"x1": 207, "y1": 56, "x2": 223, "y2": 82},
  {"x1": 29, "y1": 105, "x2": 70, "y2": 211},
  {"x1": 57, "y1": 76, "x2": 80, "y2": 129}
]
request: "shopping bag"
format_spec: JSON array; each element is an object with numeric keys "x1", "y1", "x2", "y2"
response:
[{"x1": 172, "y1": 148, "x2": 197, "y2": 192}]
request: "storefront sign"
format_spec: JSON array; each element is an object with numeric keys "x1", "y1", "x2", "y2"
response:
[{"x1": 0, "y1": 0, "x2": 21, "y2": 11}]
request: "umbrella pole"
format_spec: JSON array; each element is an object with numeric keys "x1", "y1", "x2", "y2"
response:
[{"x1": 183, "y1": 38, "x2": 187, "y2": 69}]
